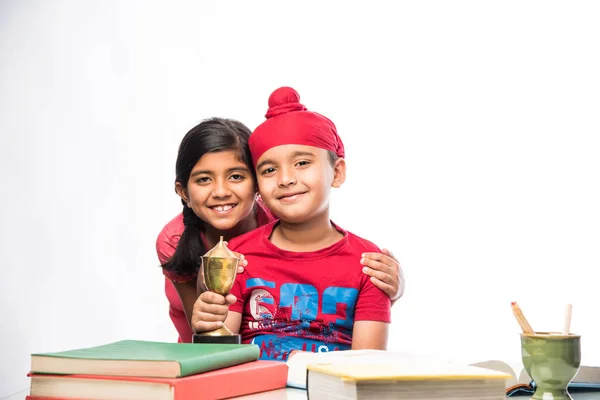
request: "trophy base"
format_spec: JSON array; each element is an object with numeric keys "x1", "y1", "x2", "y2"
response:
[{"x1": 192, "y1": 333, "x2": 241, "y2": 344}]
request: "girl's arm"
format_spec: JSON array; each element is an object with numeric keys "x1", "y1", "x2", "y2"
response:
[
  {"x1": 351, "y1": 321, "x2": 389, "y2": 350},
  {"x1": 172, "y1": 280, "x2": 198, "y2": 327},
  {"x1": 156, "y1": 224, "x2": 199, "y2": 328}
]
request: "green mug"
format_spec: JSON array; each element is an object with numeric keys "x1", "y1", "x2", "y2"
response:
[{"x1": 521, "y1": 332, "x2": 581, "y2": 400}]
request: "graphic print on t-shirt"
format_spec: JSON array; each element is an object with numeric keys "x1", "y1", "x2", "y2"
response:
[
  {"x1": 244, "y1": 277, "x2": 357, "y2": 360},
  {"x1": 248, "y1": 288, "x2": 276, "y2": 326}
]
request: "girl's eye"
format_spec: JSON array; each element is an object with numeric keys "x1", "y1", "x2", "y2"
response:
[
  {"x1": 196, "y1": 177, "x2": 211, "y2": 184},
  {"x1": 230, "y1": 174, "x2": 245, "y2": 181}
]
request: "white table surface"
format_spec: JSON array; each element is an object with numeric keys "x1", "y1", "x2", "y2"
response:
[
  {"x1": 6, "y1": 386, "x2": 600, "y2": 400},
  {"x1": 1, "y1": 387, "x2": 309, "y2": 400},
  {"x1": 235, "y1": 388, "x2": 600, "y2": 400}
]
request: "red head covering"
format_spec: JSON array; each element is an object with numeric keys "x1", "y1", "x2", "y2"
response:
[{"x1": 249, "y1": 87, "x2": 345, "y2": 167}]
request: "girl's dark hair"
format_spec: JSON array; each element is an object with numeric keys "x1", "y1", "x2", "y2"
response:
[{"x1": 161, "y1": 117, "x2": 254, "y2": 278}]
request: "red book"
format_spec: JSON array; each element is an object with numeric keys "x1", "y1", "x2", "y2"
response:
[{"x1": 28, "y1": 360, "x2": 288, "y2": 400}]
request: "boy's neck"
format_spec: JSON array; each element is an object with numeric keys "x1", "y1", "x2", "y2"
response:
[{"x1": 270, "y1": 211, "x2": 344, "y2": 252}]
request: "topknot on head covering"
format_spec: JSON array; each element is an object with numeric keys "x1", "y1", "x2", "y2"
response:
[
  {"x1": 249, "y1": 86, "x2": 345, "y2": 167},
  {"x1": 265, "y1": 87, "x2": 307, "y2": 118}
]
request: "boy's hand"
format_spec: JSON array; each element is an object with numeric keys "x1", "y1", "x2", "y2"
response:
[
  {"x1": 361, "y1": 248, "x2": 405, "y2": 301},
  {"x1": 191, "y1": 291, "x2": 237, "y2": 333}
]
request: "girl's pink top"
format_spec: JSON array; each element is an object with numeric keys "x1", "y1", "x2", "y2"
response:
[{"x1": 155, "y1": 201, "x2": 275, "y2": 343}]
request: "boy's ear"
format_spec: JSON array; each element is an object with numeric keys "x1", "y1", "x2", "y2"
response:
[
  {"x1": 175, "y1": 182, "x2": 191, "y2": 205},
  {"x1": 332, "y1": 158, "x2": 346, "y2": 188}
]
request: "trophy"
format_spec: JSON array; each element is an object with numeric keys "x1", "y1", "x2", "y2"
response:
[{"x1": 192, "y1": 236, "x2": 242, "y2": 344}]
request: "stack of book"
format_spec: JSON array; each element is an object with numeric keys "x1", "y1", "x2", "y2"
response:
[{"x1": 26, "y1": 339, "x2": 288, "y2": 400}]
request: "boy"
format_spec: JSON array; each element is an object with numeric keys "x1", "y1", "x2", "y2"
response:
[{"x1": 191, "y1": 87, "x2": 391, "y2": 360}]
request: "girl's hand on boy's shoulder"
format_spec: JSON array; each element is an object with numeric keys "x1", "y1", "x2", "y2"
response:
[
  {"x1": 234, "y1": 252, "x2": 247, "y2": 274},
  {"x1": 222, "y1": 241, "x2": 247, "y2": 274},
  {"x1": 360, "y1": 248, "x2": 405, "y2": 302}
]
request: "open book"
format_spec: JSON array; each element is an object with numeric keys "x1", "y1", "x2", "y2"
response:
[
  {"x1": 471, "y1": 359, "x2": 600, "y2": 397},
  {"x1": 286, "y1": 350, "x2": 600, "y2": 397}
]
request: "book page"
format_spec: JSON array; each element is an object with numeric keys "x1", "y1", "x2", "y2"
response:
[
  {"x1": 518, "y1": 367, "x2": 532, "y2": 385},
  {"x1": 309, "y1": 361, "x2": 513, "y2": 380},
  {"x1": 574, "y1": 365, "x2": 600, "y2": 384},
  {"x1": 472, "y1": 360, "x2": 600, "y2": 387},
  {"x1": 469, "y1": 359, "x2": 522, "y2": 388},
  {"x1": 286, "y1": 350, "x2": 381, "y2": 388}
]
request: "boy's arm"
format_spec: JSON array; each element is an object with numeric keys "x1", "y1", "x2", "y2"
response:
[
  {"x1": 351, "y1": 321, "x2": 389, "y2": 350},
  {"x1": 352, "y1": 245, "x2": 392, "y2": 350},
  {"x1": 224, "y1": 311, "x2": 242, "y2": 334},
  {"x1": 223, "y1": 271, "x2": 244, "y2": 334}
]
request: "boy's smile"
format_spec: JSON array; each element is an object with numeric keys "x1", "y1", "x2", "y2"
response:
[{"x1": 276, "y1": 190, "x2": 308, "y2": 203}]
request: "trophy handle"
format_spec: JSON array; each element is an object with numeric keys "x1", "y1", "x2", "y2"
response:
[{"x1": 196, "y1": 257, "x2": 208, "y2": 294}]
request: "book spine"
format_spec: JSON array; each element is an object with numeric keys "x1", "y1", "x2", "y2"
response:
[{"x1": 174, "y1": 363, "x2": 287, "y2": 400}]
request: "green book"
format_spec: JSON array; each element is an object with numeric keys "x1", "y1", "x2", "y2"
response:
[{"x1": 31, "y1": 340, "x2": 260, "y2": 378}]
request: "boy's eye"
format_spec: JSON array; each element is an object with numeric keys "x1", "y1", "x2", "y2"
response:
[
  {"x1": 261, "y1": 167, "x2": 276, "y2": 175},
  {"x1": 296, "y1": 160, "x2": 310, "y2": 167}
]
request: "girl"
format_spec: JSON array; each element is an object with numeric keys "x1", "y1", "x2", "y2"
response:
[{"x1": 157, "y1": 117, "x2": 404, "y2": 343}]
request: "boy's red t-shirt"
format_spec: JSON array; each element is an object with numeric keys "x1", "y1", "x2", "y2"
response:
[{"x1": 228, "y1": 221, "x2": 391, "y2": 361}]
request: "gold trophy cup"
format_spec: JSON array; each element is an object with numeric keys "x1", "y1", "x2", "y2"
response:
[{"x1": 192, "y1": 236, "x2": 242, "y2": 344}]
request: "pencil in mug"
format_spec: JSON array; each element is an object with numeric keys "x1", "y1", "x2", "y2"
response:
[
  {"x1": 511, "y1": 301, "x2": 534, "y2": 334},
  {"x1": 563, "y1": 303, "x2": 573, "y2": 335}
]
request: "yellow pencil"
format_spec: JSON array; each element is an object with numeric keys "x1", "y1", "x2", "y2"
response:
[{"x1": 511, "y1": 301, "x2": 534, "y2": 334}]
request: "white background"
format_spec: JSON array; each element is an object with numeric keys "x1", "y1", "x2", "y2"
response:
[{"x1": 1, "y1": 0, "x2": 599, "y2": 397}]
